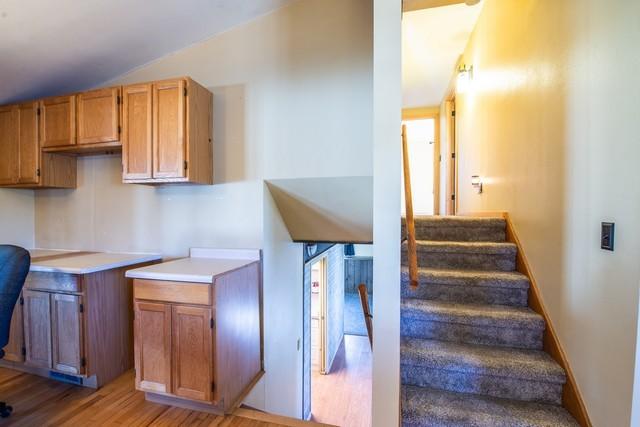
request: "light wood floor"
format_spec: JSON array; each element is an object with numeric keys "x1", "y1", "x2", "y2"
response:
[
  {"x1": 311, "y1": 335, "x2": 372, "y2": 427},
  {"x1": 0, "y1": 368, "x2": 331, "y2": 427}
]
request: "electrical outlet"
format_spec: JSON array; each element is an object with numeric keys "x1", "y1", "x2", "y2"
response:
[{"x1": 601, "y1": 222, "x2": 615, "y2": 251}]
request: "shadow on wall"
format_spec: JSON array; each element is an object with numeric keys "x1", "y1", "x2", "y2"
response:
[{"x1": 211, "y1": 84, "x2": 248, "y2": 184}]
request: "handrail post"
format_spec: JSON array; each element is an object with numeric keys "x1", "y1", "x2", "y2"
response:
[
  {"x1": 402, "y1": 124, "x2": 419, "y2": 289},
  {"x1": 358, "y1": 283, "x2": 373, "y2": 348}
]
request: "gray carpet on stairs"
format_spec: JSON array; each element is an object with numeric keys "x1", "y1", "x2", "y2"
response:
[{"x1": 400, "y1": 216, "x2": 578, "y2": 426}]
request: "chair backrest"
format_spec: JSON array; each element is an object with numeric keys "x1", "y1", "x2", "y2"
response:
[{"x1": 0, "y1": 245, "x2": 30, "y2": 350}]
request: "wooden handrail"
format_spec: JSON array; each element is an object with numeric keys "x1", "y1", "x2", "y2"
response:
[
  {"x1": 402, "y1": 124, "x2": 419, "y2": 288},
  {"x1": 358, "y1": 284, "x2": 373, "y2": 348}
]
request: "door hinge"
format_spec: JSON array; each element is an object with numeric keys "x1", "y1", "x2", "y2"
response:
[
  {"x1": 117, "y1": 95, "x2": 121, "y2": 105},
  {"x1": 184, "y1": 87, "x2": 187, "y2": 97},
  {"x1": 451, "y1": 152, "x2": 456, "y2": 159},
  {"x1": 210, "y1": 318, "x2": 215, "y2": 329},
  {"x1": 451, "y1": 194, "x2": 456, "y2": 201},
  {"x1": 20, "y1": 296, "x2": 24, "y2": 306},
  {"x1": 81, "y1": 357, "x2": 86, "y2": 367},
  {"x1": 184, "y1": 160, "x2": 188, "y2": 170},
  {"x1": 21, "y1": 347, "x2": 26, "y2": 356},
  {"x1": 36, "y1": 168, "x2": 41, "y2": 177},
  {"x1": 118, "y1": 125, "x2": 121, "y2": 134},
  {"x1": 79, "y1": 303, "x2": 84, "y2": 313},
  {"x1": 452, "y1": 110, "x2": 456, "y2": 117},
  {"x1": 211, "y1": 381, "x2": 216, "y2": 392},
  {"x1": 37, "y1": 108, "x2": 41, "y2": 116}
]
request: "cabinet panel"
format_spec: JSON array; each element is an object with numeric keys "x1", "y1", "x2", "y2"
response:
[
  {"x1": 122, "y1": 84, "x2": 153, "y2": 179},
  {"x1": 134, "y1": 301, "x2": 172, "y2": 394},
  {"x1": 51, "y1": 293, "x2": 84, "y2": 374},
  {"x1": 77, "y1": 87, "x2": 120, "y2": 145},
  {"x1": 23, "y1": 290, "x2": 52, "y2": 369},
  {"x1": 153, "y1": 79, "x2": 185, "y2": 179},
  {"x1": 3, "y1": 296, "x2": 24, "y2": 362},
  {"x1": 17, "y1": 102, "x2": 40, "y2": 184},
  {"x1": 0, "y1": 105, "x2": 18, "y2": 185},
  {"x1": 172, "y1": 305, "x2": 213, "y2": 402},
  {"x1": 40, "y1": 96, "x2": 76, "y2": 148}
]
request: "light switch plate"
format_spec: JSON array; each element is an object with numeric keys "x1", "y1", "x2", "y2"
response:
[{"x1": 601, "y1": 222, "x2": 615, "y2": 251}]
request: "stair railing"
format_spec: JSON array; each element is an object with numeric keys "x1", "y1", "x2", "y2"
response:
[
  {"x1": 358, "y1": 283, "x2": 373, "y2": 348},
  {"x1": 402, "y1": 124, "x2": 419, "y2": 288}
]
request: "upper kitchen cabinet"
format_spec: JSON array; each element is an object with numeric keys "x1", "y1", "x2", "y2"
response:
[
  {"x1": 122, "y1": 77, "x2": 212, "y2": 185},
  {"x1": 77, "y1": 87, "x2": 121, "y2": 148},
  {"x1": 40, "y1": 95, "x2": 76, "y2": 148},
  {"x1": 0, "y1": 102, "x2": 76, "y2": 189}
]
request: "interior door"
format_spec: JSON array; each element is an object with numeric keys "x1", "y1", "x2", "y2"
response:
[
  {"x1": 17, "y1": 102, "x2": 40, "y2": 184},
  {"x1": 172, "y1": 305, "x2": 213, "y2": 402},
  {"x1": 3, "y1": 296, "x2": 24, "y2": 362},
  {"x1": 153, "y1": 79, "x2": 186, "y2": 179},
  {"x1": 51, "y1": 293, "x2": 84, "y2": 374},
  {"x1": 122, "y1": 84, "x2": 153, "y2": 180},
  {"x1": 0, "y1": 105, "x2": 18, "y2": 185},
  {"x1": 40, "y1": 95, "x2": 76, "y2": 148},
  {"x1": 77, "y1": 87, "x2": 120, "y2": 145},
  {"x1": 134, "y1": 301, "x2": 172, "y2": 394},
  {"x1": 23, "y1": 290, "x2": 52, "y2": 369}
]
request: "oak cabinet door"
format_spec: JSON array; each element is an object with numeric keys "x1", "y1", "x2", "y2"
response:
[
  {"x1": 153, "y1": 79, "x2": 186, "y2": 179},
  {"x1": 172, "y1": 305, "x2": 213, "y2": 402},
  {"x1": 122, "y1": 84, "x2": 153, "y2": 180},
  {"x1": 40, "y1": 95, "x2": 76, "y2": 147},
  {"x1": 0, "y1": 105, "x2": 18, "y2": 185},
  {"x1": 51, "y1": 293, "x2": 84, "y2": 374},
  {"x1": 23, "y1": 290, "x2": 52, "y2": 369},
  {"x1": 3, "y1": 296, "x2": 24, "y2": 362},
  {"x1": 134, "y1": 301, "x2": 172, "y2": 394},
  {"x1": 77, "y1": 87, "x2": 120, "y2": 145},
  {"x1": 17, "y1": 102, "x2": 40, "y2": 184}
]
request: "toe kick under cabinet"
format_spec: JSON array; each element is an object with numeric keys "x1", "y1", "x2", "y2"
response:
[{"x1": 126, "y1": 249, "x2": 263, "y2": 415}]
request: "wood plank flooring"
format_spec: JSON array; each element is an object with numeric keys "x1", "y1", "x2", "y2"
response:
[
  {"x1": 0, "y1": 368, "x2": 332, "y2": 427},
  {"x1": 311, "y1": 335, "x2": 372, "y2": 427}
]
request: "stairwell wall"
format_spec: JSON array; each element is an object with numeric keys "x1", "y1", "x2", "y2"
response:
[{"x1": 451, "y1": 1, "x2": 640, "y2": 426}]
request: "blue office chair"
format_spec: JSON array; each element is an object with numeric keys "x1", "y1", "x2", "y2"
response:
[{"x1": 0, "y1": 245, "x2": 30, "y2": 418}]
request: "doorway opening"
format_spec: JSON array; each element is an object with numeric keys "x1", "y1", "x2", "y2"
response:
[{"x1": 303, "y1": 243, "x2": 372, "y2": 427}]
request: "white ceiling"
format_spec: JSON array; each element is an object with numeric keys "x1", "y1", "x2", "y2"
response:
[
  {"x1": 402, "y1": 2, "x2": 483, "y2": 107},
  {"x1": 0, "y1": 0, "x2": 293, "y2": 104}
]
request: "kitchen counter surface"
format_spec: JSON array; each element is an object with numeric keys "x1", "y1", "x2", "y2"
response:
[
  {"x1": 30, "y1": 252, "x2": 162, "y2": 275},
  {"x1": 28, "y1": 248, "x2": 82, "y2": 261},
  {"x1": 125, "y1": 248, "x2": 261, "y2": 284}
]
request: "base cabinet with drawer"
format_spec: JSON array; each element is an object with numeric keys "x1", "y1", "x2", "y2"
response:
[{"x1": 131, "y1": 260, "x2": 262, "y2": 414}]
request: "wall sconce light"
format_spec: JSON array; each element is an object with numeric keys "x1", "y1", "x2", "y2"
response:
[
  {"x1": 471, "y1": 175, "x2": 483, "y2": 194},
  {"x1": 457, "y1": 64, "x2": 474, "y2": 93}
]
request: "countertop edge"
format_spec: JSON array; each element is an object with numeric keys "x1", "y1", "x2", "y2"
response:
[{"x1": 30, "y1": 254, "x2": 162, "y2": 275}]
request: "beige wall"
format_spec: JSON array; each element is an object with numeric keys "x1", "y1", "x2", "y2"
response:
[
  {"x1": 31, "y1": 0, "x2": 372, "y2": 419},
  {"x1": 0, "y1": 189, "x2": 34, "y2": 248},
  {"x1": 453, "y1": 1, "x2": 640, "y2": 425}
]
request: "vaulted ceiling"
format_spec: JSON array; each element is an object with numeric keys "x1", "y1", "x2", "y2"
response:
[{"x1": 0, "y1": 0, "x2": 292, "y2": 104}]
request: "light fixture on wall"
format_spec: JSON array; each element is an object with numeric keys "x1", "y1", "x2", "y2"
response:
[
  {"x1": 457, "y1": 64, "x2": 474, "y2": 93},
  {"x1": 471, "y1": 175, "x2": 483, "y2": 194}
]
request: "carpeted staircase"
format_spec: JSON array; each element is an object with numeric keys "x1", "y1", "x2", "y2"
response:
[{"x1": 400, "y1": 216, "x2": 580, "y2": 427}]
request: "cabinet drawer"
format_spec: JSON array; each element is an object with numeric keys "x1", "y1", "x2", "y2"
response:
[
  {"x1": 25, "y1": 271, "x2": 81, "y2": 293},
  {"x1": 134, "y1": 279, "x2": 211, "y2": 305}
]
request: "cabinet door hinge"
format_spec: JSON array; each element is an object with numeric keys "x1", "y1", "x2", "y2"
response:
[
  {"x1": 21, "y1": 347, "x2": 26, "y2": 356},
  {"x1": 20, "y1": 296, "x2": 24, "y2": 306},
  {"x1": 452, "y1": 110, "x2": 456, "y2": 117},
  {"x1": 211, "y1": 381, "x2": 216, "y2": 392},
  {"x1": 36, "y1": 168, "x2": 41, "y2": 177},
  {"x1": 210, "y1": 318, "x2": 215, "y2": 329},
  {"x1": 79, "y1": 303, "x2": 84, "y2": 313},
  {"x1": 81, "y1": 357, "x2": 86, "y2": 367},
  {"x1": 117, "y1": 95, "x2": 121, "y2": 105},
  {"x1": 118, "y1": 125, "x2": 121, "y2": 134},
  {"x1": 37, "y1": 108, "x2": 41, "y2": 116},
  {"x1": 451, "y1": 194, "x2": 456, "y2": 201},
  {"x1": 451, "y1": 152, "x2": 456, "y2": 159},
  {"x1": 184, "y1": 87, "x2": 187, "y2": 97},
  {"x1": 183, "y1": 160, "x2": 188, "y2": 170}
]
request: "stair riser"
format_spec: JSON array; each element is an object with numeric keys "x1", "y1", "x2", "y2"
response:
[
  {"x1": 403, "y1": 250, "x2": 516, "y2": 271},
  {"x1": 401, "y1": 366, "x2": 563, "y2": 405},
  {"x1": 400, "y1": 317, "x2": 543, "y2": 350},
  {"x1": 401, "y1": 281, "x2": 529, "y2": 307},
  {"x1": 403, "y1": 224, "x2": 506, "y2": 242}
]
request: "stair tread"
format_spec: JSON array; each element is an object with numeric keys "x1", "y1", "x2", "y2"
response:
[
  {"x1": 410, "y1": 215, "x2": 506, "y2": 228},
  {"x1": 402, "y1": 267, "x2": 530, "y2": 289},
  {"x1": 401, "y1": 338, "x2": 565, "y2": 383},
  {"x1": 414, "y1": 240, "x2": 517, "y2": 254},
  {"x1": 402, "y1": 386, "x2": 579, "y2": 427},
  {"x1": 401, "y1": 299, "x2": 545, "y2": 330}
]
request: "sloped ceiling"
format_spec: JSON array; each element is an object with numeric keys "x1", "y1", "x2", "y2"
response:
[
  {"x1": 0, "y1": 0, "x2": 292, "y2": 104},
  {"x1": 402, "y1": 2, "x2": 483, "y2": 107},
  {"x1": 266, "y1": 177, "x2": 373, "y2": 243}
]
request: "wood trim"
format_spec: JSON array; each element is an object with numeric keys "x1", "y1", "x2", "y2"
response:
[
  {"x1": 401, "y1": 125, "x2": 418, "y2": 288},
  {"x1": 234, "y1": 407, "x2": 336, "y2": 427},
  {"x1": 403, "y1": 0, "x2": 466, "y2": 12},
  {"x1": 401, "y1": 106, "x2": 439, "y2": 120},
  {"x1": 498, "y1": 211, "x2": 592, "y2": 427}
]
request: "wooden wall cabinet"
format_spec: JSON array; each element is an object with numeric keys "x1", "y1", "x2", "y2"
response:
[
  {"x1": 122, "y1": 77, "x2": 212, "y2": 185},
  {"x1": 40, "y1": 95, "x2": 76, "y2": 148},
  {"x1": 76, "y1": 87, "x2": 121, "y2": 147},
  {"x1": 132, "y1": 261, "x2": 261, "y2": 414},
  {"x1": 0, "y1": 102, "x2": 76, "y2": 188}
]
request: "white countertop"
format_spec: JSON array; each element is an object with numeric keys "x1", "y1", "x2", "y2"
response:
[
  {"x1": 125, "y1": 248, "x2": 261, "y2": 284},
  {"x1": 30, "y1": 252, "x2": 162, "y2": 275},
  {"x1": 28, "y1": 248, "x2": 81, "y2": 260}
]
